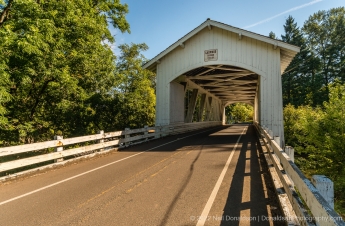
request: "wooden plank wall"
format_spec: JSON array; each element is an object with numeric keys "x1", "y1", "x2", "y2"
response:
[{"x1": 156, "y1": 26, "x2": 284, "y2": 143}]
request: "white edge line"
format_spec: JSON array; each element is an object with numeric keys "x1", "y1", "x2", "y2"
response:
[
  {"x1": 196, "y1": 126, "x2": 247, "y2": 226},
  {"x1": 0, "y1": 126, "x2": 219, "y2": 206}
]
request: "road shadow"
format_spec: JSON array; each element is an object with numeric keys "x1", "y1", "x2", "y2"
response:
[
  {"x1": 220, "y1": 125, "x2": 285, "y2": 226},
  {"x1": 120, "y1": 125, "x2": 245, "y2": 153}
]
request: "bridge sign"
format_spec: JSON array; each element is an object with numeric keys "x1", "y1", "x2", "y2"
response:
[{"x1": 204, "y1": 49, "x2": 218, "y2": 62}]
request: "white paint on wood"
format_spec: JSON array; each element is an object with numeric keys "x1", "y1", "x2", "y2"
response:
[
  {"x1": 311, "y1": 175, "x2": 334, "y2": 209},
  {"x1": 170, "y1": 82, "x2": 185, "y2": 123},
  {"x1": 54, "y1": 136, "x2": 63, "y2": 163},
  {"x1": 284, "y1": 146, "x2": 294, "y2": 163},
  {"x1": 260, "y1": 127, "x2": 344, "y2": 226}
]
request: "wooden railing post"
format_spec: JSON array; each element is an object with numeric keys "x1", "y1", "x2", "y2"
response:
[
  {"x1": 54, "y1": 135, "x2": 63, "y2": 162},
  {"x1": 274, "y1": 136, "x2": 280, "y2": 149},
  {"x1": 284, "y1": 146, "x2": 294, "y2": 163},
  {"x1": 98, "y1": 130, "x2": 104, "y2": 151},
  {"x1": 311, "y1": 175, "x2": 334, "y2": 209},
  {"x1": 125, "y1": 128, "x2": 130, "y2": 147}
]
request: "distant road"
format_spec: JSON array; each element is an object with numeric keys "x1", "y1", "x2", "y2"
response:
[{"x1": 0, "y1": 125, "x2": 284, "y2": 226}]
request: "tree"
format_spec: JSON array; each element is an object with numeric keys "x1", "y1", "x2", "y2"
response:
[
  {"x1": 321, "y1": 83, "x2": 345, "y2": 177},
  {"x1": 114, "y1": 43, "x2": 156, "y2": 129},
  {"x1": 302, "y1": 7, "x2": 345, "y2": 104},
  {"x1": 281, "y1": 15, "x2": 321, "y2": 107},
  {"x1": 225, "y1": 103, "x2": 253, "y2": 122},
  {"x1": 0, "y1": 0, "x2": 130, "y2": 145},
  {"x1": 268, "y1": 31, "x2": 277, "y2": 39}
]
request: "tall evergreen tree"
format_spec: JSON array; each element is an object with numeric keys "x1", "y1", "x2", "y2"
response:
[
  {"x1": 302, "y1": 7, "x2": 345, "y2": 105},
  {"x1": 281, "y1": 16, "x2": 311, "y2": 106}
]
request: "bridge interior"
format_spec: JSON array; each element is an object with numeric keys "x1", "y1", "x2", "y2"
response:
[{"x1": 181, "y1": 64, "x2": 258, "y2": 106}]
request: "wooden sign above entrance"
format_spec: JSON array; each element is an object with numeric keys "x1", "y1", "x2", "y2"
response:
[{"x1": 204, "y1": 49, "x2": 218, "y2": 62}]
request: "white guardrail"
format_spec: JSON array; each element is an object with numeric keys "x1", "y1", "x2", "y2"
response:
[
  {"x1": 0, "y1": 121, "x2": 221, "y2": 180},
  {"x1": 254, "y1": 122, "x2": 345, "y2": 226}
]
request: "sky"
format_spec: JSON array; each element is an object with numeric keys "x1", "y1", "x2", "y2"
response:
[{"x1": 110, "y1": 0, "x2": 344, "y2": 60}]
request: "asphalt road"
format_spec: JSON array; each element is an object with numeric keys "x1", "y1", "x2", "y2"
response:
[{"x1": 0, "y1": 125, "x2": 284, "y2": 226}]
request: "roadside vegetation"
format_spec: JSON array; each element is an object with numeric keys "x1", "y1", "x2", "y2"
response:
[
  {"x1": 273, "y1": 8, "x2": 345, "y2": 217},
  {"x1": 0, "y1": 0, "x2": 155, "y2": 147},
  {"x1": 225, "y1": 103, "x2": 253, "y2": 123},
  {"x1": 0, "y1": 0, "x2": 344, "y2": 217}
]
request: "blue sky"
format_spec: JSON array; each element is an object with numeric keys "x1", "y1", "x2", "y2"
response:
[{"x1": 111, "y1": 0, "x2": 344, "y2": 60}]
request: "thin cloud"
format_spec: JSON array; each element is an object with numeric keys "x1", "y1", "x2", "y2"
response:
[{"x1": 244, "y1": 0, "x2": 323, "y2": 29}]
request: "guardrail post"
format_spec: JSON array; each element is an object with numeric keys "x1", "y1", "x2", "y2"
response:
[
  {"x1": 144, "y1": 125, "x2": 148, "y2": 141},
  {"x1": 311, "y1": 175, "x2": 334, "y2": 209},
  {"x1": 98, "y1": 130, "x2": 104, "y2": 151},
  {"x1": 125, "y1": 128, "x2": 130, "y2": 147},
  {"x1": 54, "y1": 135, "x2": 63, "y2": 162},
  {"x1": 284, "y1": 146, "x2": 294, "y2": 163},
  {"x1": 155, "y1": 125, "x2": 160, "y2": 139}
]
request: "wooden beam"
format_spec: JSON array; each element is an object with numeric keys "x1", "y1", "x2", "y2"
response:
[
  {"x1": 187, "y1": 72, "x2": 254, "y2": 80},
  {"x1": 204, "y1": 65, "x2": 246, "y2": 72},
  {"x1": 192, "y1": 65, "x2": 223, "y2": 77},
  {"x1": 202, "y1": 85, "x2": 256, "y2": 89},
  {"x1": 202, "y1": 79, "x2": 258, "y2": 86},
  {"x1": 205, "y1": 89, "x2": 257, "y2": 93}
]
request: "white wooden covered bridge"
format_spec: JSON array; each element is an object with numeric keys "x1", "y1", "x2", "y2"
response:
[
  {"x1": 1, "y1": 20, "x2": 344, "y2": 226},
  {"x1": 143, "y1": 19, "x2": 300, "y2": 146}
]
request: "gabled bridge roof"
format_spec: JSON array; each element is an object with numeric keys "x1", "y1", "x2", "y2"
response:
[{"x1": 143, "y1": 19, "x2": 300, "y2": 74}]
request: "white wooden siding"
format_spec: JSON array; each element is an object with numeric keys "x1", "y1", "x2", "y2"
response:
[{"x1": 155, "y1": 26, "x2": 285, "y2": 141}]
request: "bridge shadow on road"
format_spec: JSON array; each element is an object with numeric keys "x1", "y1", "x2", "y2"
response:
[
  {"x1": 118, "y1": 125, "x2": 285, "y2": 225},
  {"x1": 220, "y1": 126, "x2": 285, "y2": 226}
]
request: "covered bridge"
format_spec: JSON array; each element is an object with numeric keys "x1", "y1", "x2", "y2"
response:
[{"x1": 143, "y1": 19, "x2": 300, "y2": 146}]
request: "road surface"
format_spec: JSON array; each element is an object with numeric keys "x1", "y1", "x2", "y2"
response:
[{"x1": 0, "y1": 125, "x2": 284, "y2": 225}]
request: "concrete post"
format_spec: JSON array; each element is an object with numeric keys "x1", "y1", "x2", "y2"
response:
[
  {"x1": 284, "y1": 146, "x2": 294, "y2": 162},
  {"x1": 268, "y1": 130, "x2": 273, "y2": 139},
  {"x1": 54, "y1": 135, "x2": 63, "y2": 162},
  {"x1": 311, "y1": 175, "x2": 334, "y2": 209},
  {"x1": 125, "y1": 128, "x2": 130, "y2": 147},
  {"x1": 98, "y1": 130, "x2": 104, "y2": 151}
]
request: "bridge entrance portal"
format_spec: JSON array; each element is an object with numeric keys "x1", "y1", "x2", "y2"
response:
[{"x1": 143, "y1": 19, "x2": 299, "y2": 146}]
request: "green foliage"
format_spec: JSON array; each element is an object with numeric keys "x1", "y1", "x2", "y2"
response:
[
  {"x1": 268, "y1": 31, "x2": 277, "y2": 39},
  {"x1": 280, "y1": 10, "x2": 345, "y2": 215},
  {"x1": 0, "y1": 0, "x2": 131, "y2": 145},
  {"x1": 284, "y1": 83, "x2": 345, "y2": 216},
  {"x1": 225, "y1": 103, "x2": 253, "y2": 122},
  {"x1": 114, "y1": 43, "x2": 156, "y2": 129},
  {"x1": 282, "y1": 8, "x2": 345, "y2": 107}
]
